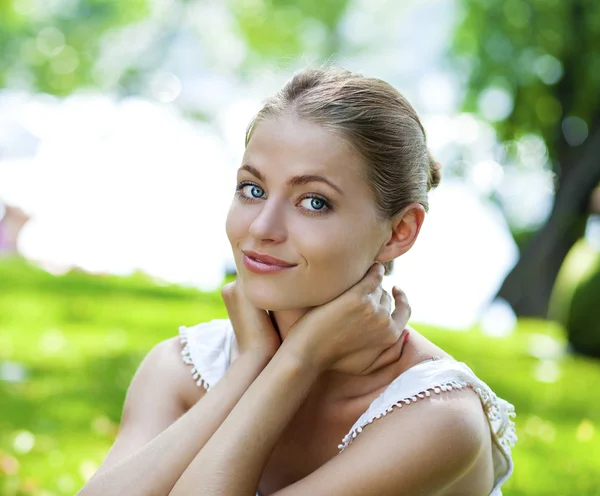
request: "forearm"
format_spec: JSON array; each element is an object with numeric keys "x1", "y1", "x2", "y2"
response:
[
  {"x1": 170, "y1": 343, "x2": 320, "y2": 496},
  {"x1": 79, "y1": 353, "x2": 269, "y2": 496}
]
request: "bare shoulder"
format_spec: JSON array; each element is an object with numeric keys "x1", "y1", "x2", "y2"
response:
[
  {"x1": 274, "y1": 386, "x2": 491, "y2": 496},
  {"x1": 351, "y1": 385, "x2": 492, "y2": 494},
  {"x1": 139, "y1": 336, "x2": 207, "y2": 410},
  {"x1": 122, "y1": 335, "x2": 207, "y2": 432},
  {"x1": 402, "y1": 326, "x2": 455, "y2": 363},
  {"x1": 359, "y1": 384, "x2": 488, "y2": 455},
  {"x1": 92, "y1": 336, "x2": 207, "y2": 475}
]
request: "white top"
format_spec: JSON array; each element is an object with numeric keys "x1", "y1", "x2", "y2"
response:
[{"x1": 179, "y1": 319, "x2": 517, "y2": 495}]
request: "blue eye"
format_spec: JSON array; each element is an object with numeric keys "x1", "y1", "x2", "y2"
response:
[
  {"x1": 236, "y1": 182, "x2": 265, "y2": 199},
  {"x1": 299, "y1": 195, "x2": 331, "y2": 214},
  {"x1": 235, "y1": 181, "x2": 332, "y2": 216},
  {"x1": 246, "y1": 184, "x2": 264, "y2": 198},
  {"x1": 312, "y1": 198, "x2": 325, "y2": 210}
]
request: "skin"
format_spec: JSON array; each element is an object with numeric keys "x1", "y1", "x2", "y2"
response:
[
  {"x1": 169, "y1": 115, "x2": 493, "y2": 494},
  {"x1": 226, "y1": 114, "x2": 423, "y2": 336},
  {"x1": 79, "y1": 114, "x2": 494, "y2": 496},
  {"x1": 225, "y1": 113, "x2": 426, "y2": 400}
]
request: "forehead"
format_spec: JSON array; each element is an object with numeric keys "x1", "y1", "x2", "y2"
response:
[{"x1": 243, "y1": 115, "x2": 367, "y2": 188}]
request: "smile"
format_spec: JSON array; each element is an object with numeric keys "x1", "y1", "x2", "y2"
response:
[{"x1": 242, "y1": 252, "x2": 297, "y2": 274}]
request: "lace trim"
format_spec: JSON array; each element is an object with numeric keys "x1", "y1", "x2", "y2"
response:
[
  {"x1": 471, "y1": 384, "x2": 518, "y2": 456},
  {"x1": 337, "y1": 378, "x2": 518, "y2": 466},
  {"x1": 337, "y1": 379, "x2": 470, "y2": 451},
  {"x1": 178, "y1": 326, "x2": 210, "y2": 391}
]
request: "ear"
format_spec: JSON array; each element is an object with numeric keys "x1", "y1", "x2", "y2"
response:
[{"x1": 375, "y1": 203, "x2": 425, "y2": 264}]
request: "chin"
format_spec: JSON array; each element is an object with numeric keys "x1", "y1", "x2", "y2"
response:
[
  {"x1": 241, "y1": 278, "x2": 315, "y2": 311},
  {"x1": 244, "y1": 288, "x2": 299, "y2": 311}
]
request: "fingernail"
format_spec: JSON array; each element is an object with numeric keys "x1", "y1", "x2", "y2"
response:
[{"x1": 403, "y1": 331, "x2": 410, "y2": 345}]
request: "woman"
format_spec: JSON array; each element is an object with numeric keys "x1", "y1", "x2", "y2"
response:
[{"x1": 79, "y1": 67, "x2": 516, "y2": 496}]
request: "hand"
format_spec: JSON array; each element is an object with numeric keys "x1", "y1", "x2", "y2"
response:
[
  {"x1": 221, "y1": 279, "x2": 281, "y2": 361},
  {"x1": 284, "y1": 263, "x2": 411, "y2": 375},
  {"x1": 364, "y1": 285, "x2": 411, "y2": 374}
]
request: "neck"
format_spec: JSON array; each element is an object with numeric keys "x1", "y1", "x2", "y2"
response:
[
  {"x1": 268, "y1": 308, "x2": 405, "y2": 404},
  {"x1": 270, "y1": 307, "x2": 343, "y2": 402},
  {"x1": 269, "y1": 308, "x2": 310, "y2": 342}
]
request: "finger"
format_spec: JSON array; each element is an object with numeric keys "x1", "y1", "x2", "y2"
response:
[
  {"x1": 360, "y1": 328, "x2": 409, "y2": 375},
  {"x1": 221, "y1": 281, "x2": 235, "y2": 301},
  {"x1": 371, "y1": 282, "x2": 384, "y2": 304},
  {"x1": 391, "y1": 286, "x2": 412, "y2": 322},
  {"x1": 359, "y1": 262, "x2": 385, "y2": 295},
  {"x1": 380, "y1": 289, "x2": 392, "y2": 314}
]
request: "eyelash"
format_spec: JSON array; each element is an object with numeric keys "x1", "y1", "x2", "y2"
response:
[{"x1": 235, "y1": 181, "x2": 333, "y2": 216}]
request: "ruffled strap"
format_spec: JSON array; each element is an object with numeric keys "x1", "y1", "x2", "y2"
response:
[
  {"x1": 178, "y1": 319, "x2": 235, "y2": 391},
  {"x1": 338, "y1": 358, "x2": 517, "y2": 491}
]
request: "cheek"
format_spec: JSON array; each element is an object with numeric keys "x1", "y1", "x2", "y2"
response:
[
  {"x1": 299, "y1": 222, "x2": 377, "y2": 285},
  {"x1": 225, "y1": 202, "x2": 250, "y2": 245}
]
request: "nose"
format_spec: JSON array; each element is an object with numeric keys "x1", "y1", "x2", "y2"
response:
[{"x1": 248, "y1": 197, "x2": 287, "y2": 243}]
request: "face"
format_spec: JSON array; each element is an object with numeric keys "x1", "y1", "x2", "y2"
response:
[{"x1": 226, "y1": 114, "x2": 389, "y2": 311}]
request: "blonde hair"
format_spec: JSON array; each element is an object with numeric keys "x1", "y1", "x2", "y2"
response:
[{"x1": 245, "y1": 66, "x2": 441, "y2": 274}]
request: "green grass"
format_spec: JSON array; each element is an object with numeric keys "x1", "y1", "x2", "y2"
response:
[{"x1": 1, "y1": 257, "x2": 599, "y2": 495}]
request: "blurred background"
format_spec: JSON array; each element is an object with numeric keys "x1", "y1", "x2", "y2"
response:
[{"x1": 1, "y1": 0, "x2": 599, "y2": 494}]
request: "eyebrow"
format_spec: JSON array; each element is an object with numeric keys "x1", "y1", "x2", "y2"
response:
[{"x1": 239, "y1": 164, "x2": 344, "y2": 196}]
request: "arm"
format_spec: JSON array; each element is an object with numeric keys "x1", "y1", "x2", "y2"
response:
[
  {"x1": 170, "y1": 343, "x2": 486, "y2": 496},
  {"x1": 170, "y1": 264, "x2": 484, "y2": 496},
  {"x1": 170, "y1": 263, "x2": 415, "y2": 495},
  {"x1": 169, "y1": 342, "x2": 319, "y2": 495},
  {"x1": 78, "y1": 337, "x2": 269, "y2": 496}
]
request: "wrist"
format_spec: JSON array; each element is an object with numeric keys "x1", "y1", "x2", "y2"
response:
[
  {"x1": 279, "y1": 336, "x2": 326, "y2": 376},
  {"x1": 236, "y1": 349, "x2": 273, "y2": 370}
]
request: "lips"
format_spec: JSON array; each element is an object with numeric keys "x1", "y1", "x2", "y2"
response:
[{"x1": 242, "y1": 250, "x2": 296, "y2": 267}]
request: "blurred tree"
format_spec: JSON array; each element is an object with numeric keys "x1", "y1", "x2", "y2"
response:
[
  {"x1": 0, "y1": 0, "x2": 349, "y2": 97},
  {"x1": 229, "y1": 0, "x2": 347, "y2": 64},
  {"x1": 567, "y1": 254, "x2": 600, "y2": 357},
  {"x1": 0, "y1": 0, "x2": 151, "y2": 95},
  {"x1": 453, "y1": 0, "x2": 600, "y2": 323}
]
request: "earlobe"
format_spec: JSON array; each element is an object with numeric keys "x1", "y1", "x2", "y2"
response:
[{"x1": 375, "y1": 204, "x2": 425, "y2": 264}]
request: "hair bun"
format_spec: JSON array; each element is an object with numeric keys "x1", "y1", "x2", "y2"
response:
[{"x1": 427, "y1": 150, "x2": 442, "y2": 191}]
